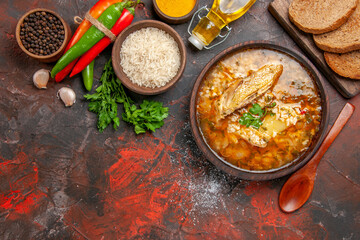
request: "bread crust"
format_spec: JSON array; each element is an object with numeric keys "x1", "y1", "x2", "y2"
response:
[
  {"x1": 314, "y1": 4, "x2": 360, "y2": 53},
  {"x1": 324, "y1": 51, "x2": 360, "y2": 80},
  {"x1": 289, "y1": 0, "x2": 358, "y2": 34}
]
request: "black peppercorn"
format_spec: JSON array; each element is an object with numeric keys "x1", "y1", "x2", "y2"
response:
[{"x1": 19, "y1": 11, "x2": 65, "y2": 56}]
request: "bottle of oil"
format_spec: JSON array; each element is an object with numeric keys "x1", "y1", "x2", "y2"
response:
[{"x1": 189, "y1": 0, "x2": 257, "y2": 50}]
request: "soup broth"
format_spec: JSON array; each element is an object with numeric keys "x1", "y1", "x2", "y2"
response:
[{"x1": 196, "y1": 48, "x2": 322, "y2": 170}]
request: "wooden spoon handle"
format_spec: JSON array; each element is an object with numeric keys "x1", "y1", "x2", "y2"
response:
[{"x1": 308, "y1": 103, "x2": 355, "y2": 169}]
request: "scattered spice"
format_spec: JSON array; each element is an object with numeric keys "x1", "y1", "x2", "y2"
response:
[
  {"x1": 19, "y1": 11, "x2": 65, "y2": 56},
  {"x1": 156, "y1": 0, "x2": 196, "y2": 17}
]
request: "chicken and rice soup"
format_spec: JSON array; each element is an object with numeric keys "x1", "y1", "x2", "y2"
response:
[{"x1": 196, "y1": 48, "x2": 322, "y2": 170}]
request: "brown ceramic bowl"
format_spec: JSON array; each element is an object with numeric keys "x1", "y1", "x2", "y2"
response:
[
  {"x1": 152, "y1": 0, "x2": 199, "y2": 24},
  {"x1": 189, "y1": 41, "x2": 330, "y2": 181},
  {"x1": 16, "y1": 8, "x2": 71, "y2": 63},
  {"x1": 112, "y1": 20, "x2": 186, "y2": 95}
]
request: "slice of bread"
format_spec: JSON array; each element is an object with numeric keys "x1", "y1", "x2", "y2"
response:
[
  {"x1": 314, "y1": 5, "x2": 360, "y2": 53},
  {"x1": 289, "y1": 0, "x2": 358, "y2": 34},
  {"x1": 324, "y1": 51, "x2": 360, "y2": 80}
]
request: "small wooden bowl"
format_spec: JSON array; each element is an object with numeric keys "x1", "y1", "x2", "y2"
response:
[
  {"x1": 112, "y1": 20, "x2": 186, "y2": 95},
  {"x1": 189, "y1": 41, "x2": 330, "y2": 181},
  {"x1": 16, "y1": 8, "x2": 71, "y2": 63},
  {"x1": 152, "y1": 0, "x2": 199, "y2": 24}
]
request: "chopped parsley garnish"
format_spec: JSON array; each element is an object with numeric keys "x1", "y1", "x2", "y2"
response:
[
  {"x1": 239, "y1": 112, "x2": 263, "y2": 129},
  {"x1": 239, "y1": 102, "x2": 277, "y2": 129},
  {"x1": 249, "y1": 103, "x2": 264, "y2": 117}
]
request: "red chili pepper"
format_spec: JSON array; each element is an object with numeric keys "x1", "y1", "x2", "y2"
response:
[
  {"x1": 55, "y1": 0, "x2": 123, "y2": 82},
  {"x1": 70, "y1": 9, "x2": 134, "y2": 77},
  {"x1": 300, "y1": 109, "x2": 307, "y2": 115}
]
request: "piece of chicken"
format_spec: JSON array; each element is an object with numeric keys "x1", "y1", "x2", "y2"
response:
[
  {"x1": 227, "y1": 101, "x2": 305, "y2": 148},
  {"x1": 215, "y1": 64, "x2": 283, "y2": 119}
]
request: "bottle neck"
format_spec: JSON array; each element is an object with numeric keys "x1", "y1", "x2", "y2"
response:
[
  {"x1": 207, "y1": 10, "x2": 227, "y2": 30},
  {"x1": 210, "y1": 0, "x2": 257, "y2": 24}
]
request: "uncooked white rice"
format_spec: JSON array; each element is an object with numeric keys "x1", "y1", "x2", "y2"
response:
[{"x1": 120, "y1": 27, "x2": 181, "y2": 88}]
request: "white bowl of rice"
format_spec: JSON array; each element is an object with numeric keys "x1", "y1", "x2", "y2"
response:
[{"x1": 112, "y1": 20, "x2": 186, "y2": 95}]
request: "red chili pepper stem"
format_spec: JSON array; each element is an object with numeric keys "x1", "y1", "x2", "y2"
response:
[
  {"x1": 54, "y1": 0, "x2": 125, "y2": 82},
  {"x1": 51, "y1": 2, "x2": 127, "y2": 78},
  {"x1": 70, "y1": 9, "x2": 134, "y2": 77}
]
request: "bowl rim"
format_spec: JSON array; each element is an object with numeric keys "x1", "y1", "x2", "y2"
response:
[
  {"x1": 189, "y1": 40, "x2": 330, "y2": 180},
  {"x1": 152, "y1": 0, "x2": 199, "y2": 24},
  {"x1": 112, "y1": 20, "x2": 187, "y2": 95},
  {"x1": 15, "y1": 8, "x2": 70, "y2": 61}
]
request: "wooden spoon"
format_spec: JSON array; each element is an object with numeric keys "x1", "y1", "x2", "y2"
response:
[{"x1": 279, "y1": 103, "x2": 355, "y2": 213}]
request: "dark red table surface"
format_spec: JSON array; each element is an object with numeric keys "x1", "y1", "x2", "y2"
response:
[{"x1": 1, "y1": 0, "x2": 359, "y2": 239}]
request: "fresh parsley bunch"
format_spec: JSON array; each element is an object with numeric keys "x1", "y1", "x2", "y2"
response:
[
  {"x1": 84, "y1": 59, "x2": 169, "y2": 134},
  {"x1": 122, "y1": 100, "x2": 168, "y2": 134}
]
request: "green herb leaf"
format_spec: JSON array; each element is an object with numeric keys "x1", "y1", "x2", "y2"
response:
[
  {"x1": 84, "y1": 59, "x2": 168, "y2": 133},
  {"x1": 239, "y1": 102, "x2": 278, "y2": 130},
  {"x1": 249, "y1": 103, "x2": 264, "y2": 117},
  {"x1": 239, "y1": 112, "x2": 262, "y2": 129}
]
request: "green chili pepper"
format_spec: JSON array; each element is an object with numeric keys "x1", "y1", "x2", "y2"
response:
[
  {"x1": 51, "y1": 2, "x2": 126, "y2": 78},
  {"x1": 82, "y1": 60, "x2": 94, "y2": 91}
]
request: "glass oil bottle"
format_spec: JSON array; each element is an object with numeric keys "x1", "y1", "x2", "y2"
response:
[{"x1": 188, "y1": 0, "x2": 257, "y2": 50}]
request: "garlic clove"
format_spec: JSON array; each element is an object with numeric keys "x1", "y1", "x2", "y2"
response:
[
  {"x1": 33, "y1": 69, "x2": 50, "y2": 89},
  {"x1": 57, "y1": 87, "x2": 76, "y2": 107}
]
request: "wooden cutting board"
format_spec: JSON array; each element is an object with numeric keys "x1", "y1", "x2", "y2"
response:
[{"x1": 269, "y1": 0, "x2": 360, "y2": 98}]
